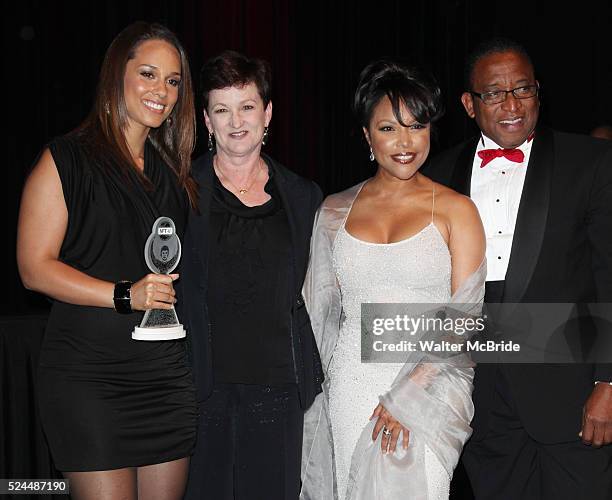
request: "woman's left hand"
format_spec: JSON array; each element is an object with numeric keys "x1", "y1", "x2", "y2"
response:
[{"x1": 371, "y1": 403, "x2": 410, "y2": 454}]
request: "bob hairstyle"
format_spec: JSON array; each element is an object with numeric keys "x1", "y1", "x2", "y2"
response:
[
  {"x1": 353, "y1": 58, "x2": 443, "y2": 130},
  {"x1": 77, "y1": 21, "x2": 197, "y2": 207},
  {"x1": 199, "y1": 50, "x2": 272, "y2": 111}
]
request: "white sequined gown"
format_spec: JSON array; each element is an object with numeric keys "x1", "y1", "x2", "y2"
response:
[{"x1": 329, "y1": 221, "x2": 452, "y2": 499}]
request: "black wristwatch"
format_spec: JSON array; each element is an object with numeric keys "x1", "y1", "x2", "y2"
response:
[{"x1": 113, "y1": 281, "x2": 133, "y2": 314}]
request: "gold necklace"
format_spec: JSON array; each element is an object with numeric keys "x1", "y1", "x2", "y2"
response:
[{"x1": 214, "y1": 158, "x2": 262, "y2": 195}]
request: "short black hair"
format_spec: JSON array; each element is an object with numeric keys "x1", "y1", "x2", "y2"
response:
[
  {"x1": 465, "y1": 37, "x2": 533, "y2": 90},
  {"x1": 353, "y1": 58, "x2": 443, "y2": 129},
  {"x1": 200, "y1": 50, "x2": 272, "y2": 110}
]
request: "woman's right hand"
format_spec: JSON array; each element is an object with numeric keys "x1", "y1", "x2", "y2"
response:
[
  {"x1": 129, "y1": 273, "x2": 178, "y2": 311},
  {"x1": 371, "y1": 403, "x2": 410, "y2": 454}
]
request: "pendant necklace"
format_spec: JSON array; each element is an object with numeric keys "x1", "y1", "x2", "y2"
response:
[{"x1": 214, "y1": 157, "x2": 263, "y2": 195}]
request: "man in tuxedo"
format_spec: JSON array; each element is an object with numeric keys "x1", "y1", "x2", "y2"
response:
[{"x1": 426, "y1": 37, "x2": 612, "y2": 499}]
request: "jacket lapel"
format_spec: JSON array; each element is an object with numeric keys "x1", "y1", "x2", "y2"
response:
[
  {"x1": 502, "y1": 127, "x2": 553, "y2": 303},
  {"x1": 266, "y1": 154, "x2": 304, "y2": 295},
  {"x1": 450, "y1": 137, "x2": 480, "y2": 196},
  {"x1": 189, "y1": 153, "x2": 214, "y2": 290}
]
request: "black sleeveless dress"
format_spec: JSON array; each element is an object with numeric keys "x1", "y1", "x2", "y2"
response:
[{"x1": 37, "y1": 134, "x2": 197, "y2": 472}]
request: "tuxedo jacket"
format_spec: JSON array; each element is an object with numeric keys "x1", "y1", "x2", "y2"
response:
[
  {"x1": 425, "y1": 127, "x2": 612, "y2": 442},
  {"x1": 179, "y1": 152, "x2": 324, "y2": 409}
]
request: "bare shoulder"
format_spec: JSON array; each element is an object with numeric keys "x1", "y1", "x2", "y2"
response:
[
  {"x1": 28, "y1": 148, "x2": 60, "y2": 181},
  {"x1": 321, "y1": 180, "x2": 368, "y2": 210},
  {"x1": 431, "y1": 181, "x2": 480, "y2": 222},
  {"x1": 22, "y1": 147, "x2": 63, "y2": 201}
]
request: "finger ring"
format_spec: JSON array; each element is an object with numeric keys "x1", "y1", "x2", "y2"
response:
[{"x1": 382, "y1": 427, "x2": 392, "y2": 436}]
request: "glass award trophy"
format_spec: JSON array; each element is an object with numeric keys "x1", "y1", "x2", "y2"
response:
[{"x1": 132, "y1": 217, "x2": 186, "y2": 341}]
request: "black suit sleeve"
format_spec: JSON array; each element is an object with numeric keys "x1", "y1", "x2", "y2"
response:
[
  {"x1": 587, "y1": 146, "x2": 612, "y2": 381},
  {"x1": 422, "y1": 149, "x2": 456, "y2": 185},
  {"x1": 312, "y1": 182, "x2": 324, "y2": 212}
]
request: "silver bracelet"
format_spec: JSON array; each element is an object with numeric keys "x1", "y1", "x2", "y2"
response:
[{"x1": 594, "y1": 381, "x2": 612, "y2": 386}]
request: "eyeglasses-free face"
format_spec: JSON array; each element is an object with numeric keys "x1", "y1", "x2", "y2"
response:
[
  {"x1": 364, "y1": 96, "x2": 431, "y2": 182},
  {"x1": 461, "y1": 50, "x2": 540, "y2": 149}
]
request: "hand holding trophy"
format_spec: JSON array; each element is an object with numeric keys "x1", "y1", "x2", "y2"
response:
[{"x1": 132, "y1": 217, "x2": 186, "y2": 340}]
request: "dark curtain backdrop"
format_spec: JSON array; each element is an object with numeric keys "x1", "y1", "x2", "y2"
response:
[
  {"x1": 5, "y1": 0, "x2": 611, "y2": 309},
  {"x1": 0, "y1": 316, "x2": 60, "y2": 485}
]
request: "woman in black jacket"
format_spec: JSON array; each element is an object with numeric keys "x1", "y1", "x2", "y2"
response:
[{"x1": 181, "y1": 50, "x2": 323, "y2": 500}]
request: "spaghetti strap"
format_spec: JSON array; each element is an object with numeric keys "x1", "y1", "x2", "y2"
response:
[{"x1": 431, "y1": 180, "x2": 436, "y2": 223}]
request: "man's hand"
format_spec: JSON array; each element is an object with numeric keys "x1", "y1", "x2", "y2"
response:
[{"x1": 580, "y1": 383, "x2": 612, "y2": 447}]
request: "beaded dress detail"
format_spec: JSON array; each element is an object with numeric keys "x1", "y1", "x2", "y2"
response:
[{"x1": 329, "y1": 192, "x2": 452, "y2": 499}]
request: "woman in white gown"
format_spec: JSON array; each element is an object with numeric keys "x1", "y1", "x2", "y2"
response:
[{"x1": 301, "y1": 59, "x2": 486, "y2": 499}]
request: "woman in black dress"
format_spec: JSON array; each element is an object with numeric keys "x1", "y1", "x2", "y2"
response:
[{"x1": 17, "y1": 22, "x2": 197, "y2": 499}]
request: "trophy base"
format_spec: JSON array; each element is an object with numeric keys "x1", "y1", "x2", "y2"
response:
[{"x1": 132, "y1": 324, "x2": 186, "y2": 341}]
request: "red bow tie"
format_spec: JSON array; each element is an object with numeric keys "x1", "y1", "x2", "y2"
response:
[
  {"x1": 478, "y1": 148, "x2": 524, "y2": 168},
  {"x1": 478, "y1": 148, "x2": 525, "y2": 168}
]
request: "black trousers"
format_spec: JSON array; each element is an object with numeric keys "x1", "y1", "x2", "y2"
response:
[
  {"x1": 462, "y1": 367, "x2": 612, "y2": 500},
  {"x1": 184, "y1": 383, "x2": 303, "y2": 500}
]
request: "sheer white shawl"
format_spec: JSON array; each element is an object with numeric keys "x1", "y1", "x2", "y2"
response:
[{"x1": 300, "y1": 181, "x2": 486, "y2": 499}]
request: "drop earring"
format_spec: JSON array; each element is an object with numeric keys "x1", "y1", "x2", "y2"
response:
[
  {"x1": 369, "y1": 147, "x2": 375, "y2": 162},
  {"x1": 208, "y1": 132, "x2": 214, "y2": 151},
  {"x1": 262, "y1": 126, "x2": 269, "y2": 146}
]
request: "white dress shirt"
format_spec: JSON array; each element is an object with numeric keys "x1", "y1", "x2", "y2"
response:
[{"x1": 470, "y1": 134, "x2": 534, "y2": 281}]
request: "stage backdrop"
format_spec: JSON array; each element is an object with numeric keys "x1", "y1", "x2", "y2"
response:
[{"x1": 5, "y1": 0, "x2": 611, "y2": 313}]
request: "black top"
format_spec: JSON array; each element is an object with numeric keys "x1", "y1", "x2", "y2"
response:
[
  {"x1": 37, "y1": 132, "x2": 196, "y2": 472},
  {"x1": 181, "y1": 151, "x2": 324, "y2": 406},
  {"x1": 42, "y1": 133, "x2": 189, "y2": 366},
  {"x1": 208, "y1": 169, "x2": 294, "y2": 385}
]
